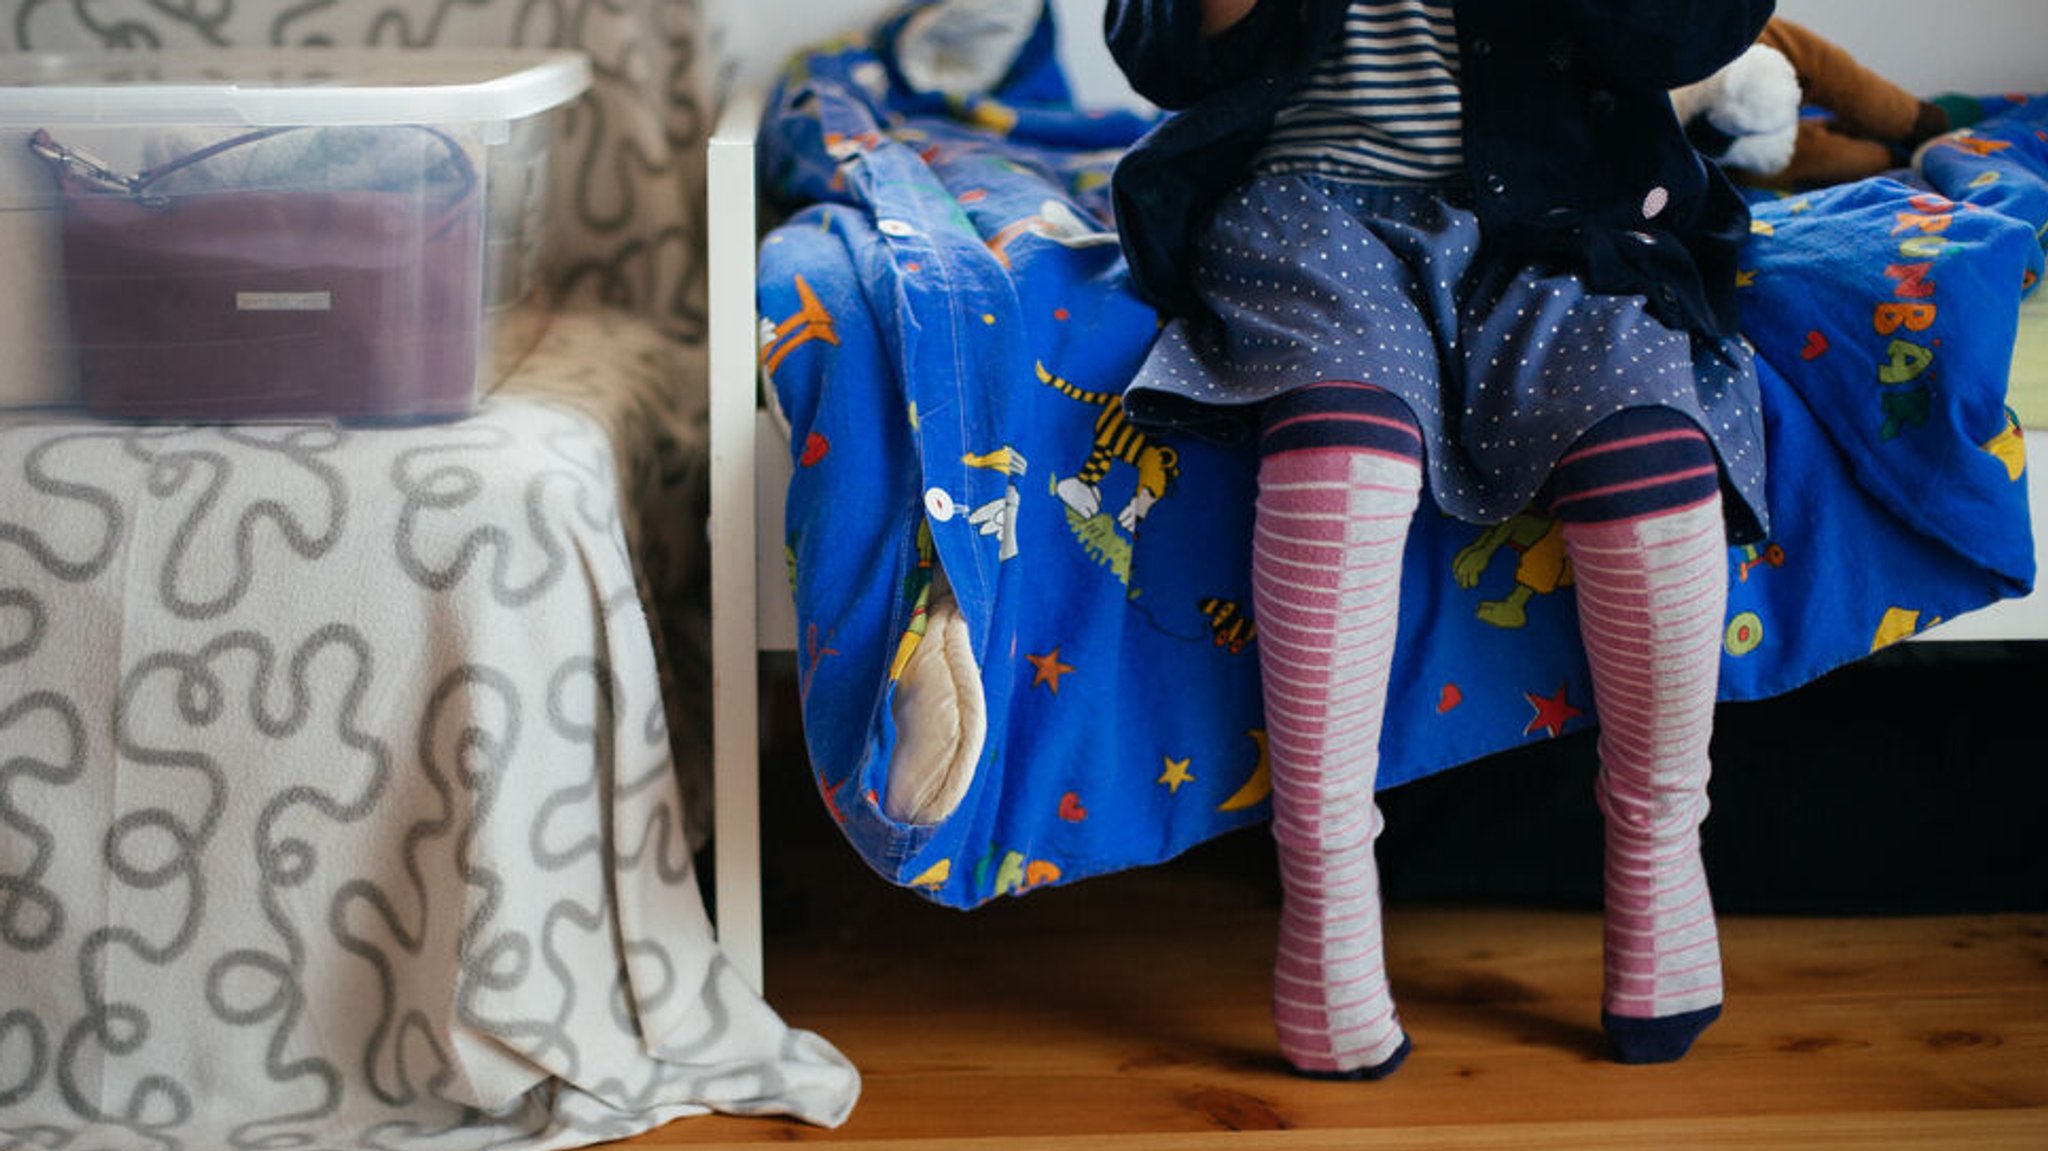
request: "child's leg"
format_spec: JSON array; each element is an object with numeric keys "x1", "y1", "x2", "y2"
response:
[
  {"x1": 1546, "y1": 407, "x2": 1729, "y2": 1064},
  {"x1": 1252, "y1": 381, "x2": 1422, "y2": 1078}
]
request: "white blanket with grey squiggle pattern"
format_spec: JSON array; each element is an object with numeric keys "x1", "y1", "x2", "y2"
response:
[{"x1": 0, "y1": 310, "x2": 858, "y2": 1148}]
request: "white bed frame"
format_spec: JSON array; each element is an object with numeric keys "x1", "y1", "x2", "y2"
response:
[
  {"x1": 703, "y1": 0, "x2": 2047, "y2": 993},
  {"x1": 707, "y1": 82, "x2": 769, "y2": 991}
]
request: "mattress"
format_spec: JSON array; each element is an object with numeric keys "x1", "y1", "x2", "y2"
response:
[{"x1": 2012, "y1": 288, "x2": 2048, "y2": 426}]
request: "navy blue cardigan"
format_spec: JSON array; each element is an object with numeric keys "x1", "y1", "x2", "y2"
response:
[{"x1": 1105, "y1": 0, "x2": 1775, "y2": 339}]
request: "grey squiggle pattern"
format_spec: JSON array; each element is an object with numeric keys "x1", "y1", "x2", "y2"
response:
[
  {"x1": 54, "y1": 635, "x2": 247, "y2": 1147},
  {"x1": 0, "y1": 432, "x2": 127, "y2": 583},
  {"x1": 131, "y1": 429, "x2": 350, "y2": 620},
  {"x1": 0, "y1": 693, "x2": 84, "y2": 957},
  {"x1": 392, "y1": 429, "x2": 576, "y2": 605},
  {"x1": 328, "y1": 666, "x2": 468, "y2": 1112},
  {"x1": 532, "y1": 658, "x2": 608, "y2": 871},
  {"x1": 0, "y1": 313, "x2": 859, "y2": 1147},
  {"x1": 0, "y1": 588, "x2": 45, "y2": 665},
  {"x1": 241, "y1": 625, "x2": 385, "y2": 1144}
]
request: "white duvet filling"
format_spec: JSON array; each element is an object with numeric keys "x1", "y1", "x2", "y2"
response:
[{"x1": 882, "y1": 568, "x2": 986, "y2": 825}]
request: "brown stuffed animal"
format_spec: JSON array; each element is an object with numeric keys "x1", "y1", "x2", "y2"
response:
[
  {"x1": 1672, "y1": 17, "x2": 1981, "y2": 191},
  {"x1": 1755, "y1": 18, "x2": 1975, "y2": 189}
]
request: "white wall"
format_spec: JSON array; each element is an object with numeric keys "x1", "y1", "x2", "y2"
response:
[
  {"x1": 717, "y1": 0, "x2": 2043, "y2": 104},
  {"x1": 713, "y1": 0, "x2": 1137, "y2": 105},
  {"x1": 1774, "y1": 0, "x2": 2045, "y2": 95},
  {"x1": 1048, "y1": 0, "x2": 1141, "y2": 107}
]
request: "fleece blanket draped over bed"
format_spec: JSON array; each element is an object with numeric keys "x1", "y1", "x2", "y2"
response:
[
  {"x1": 756, "y1": 2, "x2": 2041, "y2": 910},
  {"x1": 0, "y1": 312, "x2": 859, "y2": 1147}
]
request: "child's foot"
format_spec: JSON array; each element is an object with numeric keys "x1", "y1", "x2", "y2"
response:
[
  {"x1": 1603, "y1": 1004, "x2": 1722, "y2": 1064},
  {"x1": 1292, "y1": 1034, "x2": 1413, "y2": 1081}
]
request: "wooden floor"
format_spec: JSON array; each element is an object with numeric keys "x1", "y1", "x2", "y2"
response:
[
  {"x1": 617, "y1": 846, "x2": 2048, "y2": 1147},
  {"x1": 618, "y1": 653, "x2": 2048, "y2": 1148}
]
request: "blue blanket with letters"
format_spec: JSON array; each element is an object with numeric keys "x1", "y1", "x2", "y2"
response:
[{"x1": 756, "y1": 3, "x2": 2040, "y2": 909}]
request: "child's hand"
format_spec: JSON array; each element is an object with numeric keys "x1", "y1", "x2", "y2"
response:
[{"x1": 1200, "y1": 0, "x2": 1259, "y2": 37}]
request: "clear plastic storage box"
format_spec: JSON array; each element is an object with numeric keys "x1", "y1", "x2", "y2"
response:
[{"x1": 0, "y1": 49, "x2": 590, "y2": 422}]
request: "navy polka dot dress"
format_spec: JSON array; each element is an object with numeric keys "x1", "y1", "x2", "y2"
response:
[{"x1": 1124, "y1": 173, "x2": 1768, "y2": 537}]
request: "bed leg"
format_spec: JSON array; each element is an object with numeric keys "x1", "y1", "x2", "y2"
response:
[{"x1": 709, "y1": 88, "x2": 767, "y2": 993}]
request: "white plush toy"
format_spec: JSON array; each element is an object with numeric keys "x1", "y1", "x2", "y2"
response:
[
  {"x1": 1669, "y1": 42, "x2": 1803, "y2": 179},
  {"x1": 893, "y1": 0, "x2": 1047, "y2": 97}
]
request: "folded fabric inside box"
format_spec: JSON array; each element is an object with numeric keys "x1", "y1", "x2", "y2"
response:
[{"x1": 35, "y1": 124, "x2": 483, "y2": 423}]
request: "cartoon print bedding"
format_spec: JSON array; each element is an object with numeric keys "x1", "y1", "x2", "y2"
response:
[{"x1": 756, "y1": 2, "x2": 2041, "y2": 910}]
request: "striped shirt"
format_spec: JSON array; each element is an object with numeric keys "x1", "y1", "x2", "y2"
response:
[{"x1": 1254, "y1": 0, "x2": 1464, "y2": 184}]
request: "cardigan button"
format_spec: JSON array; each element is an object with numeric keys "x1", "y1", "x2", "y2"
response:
[
  {"x1": 1470, "y1": 37, "x2": 1493, "y2": 58},
  {"x1": 1483, "y1": 173, "x2": 1506, "y2": 196}
]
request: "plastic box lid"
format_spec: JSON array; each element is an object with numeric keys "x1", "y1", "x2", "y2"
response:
[{"x1": 0, "y1": 48, "x2": 590, "y2": 126}]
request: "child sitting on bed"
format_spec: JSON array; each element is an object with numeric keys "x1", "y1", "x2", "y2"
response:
[{"x1": 1106, "y1": 0, "x2": 1775, "y2": 1077}]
